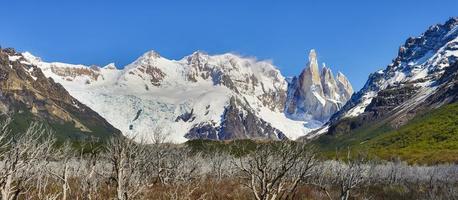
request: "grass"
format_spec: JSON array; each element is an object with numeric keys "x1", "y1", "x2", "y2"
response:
[
  {"x1": 365, "y1": 102, "x2": 458, "y2": 164},
  {"x1": 313, "y1": 102, "x2": 458, "y2": 164}
]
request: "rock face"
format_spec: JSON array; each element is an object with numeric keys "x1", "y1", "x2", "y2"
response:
[
  {"x1": 0, "y1": 48, "x2": 120, "y2": 140},
  {"x1": 185, "y1": 97, "x2": 286, "y2": 140},
  {"x1": 285, "y1": 50, "x2": 354, "y2": 122},
  {"x1": 323, "y1": 17, "x2": 458, "y2": 136},
  {"x1": 336, "y1": 72, "x2": 354, "y2": 101}
]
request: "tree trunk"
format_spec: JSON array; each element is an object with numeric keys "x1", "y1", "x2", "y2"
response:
[
  {"x1": 2, "y1": 173, "x2": 13, "y2": 200},
  {"x1": 62, "y1": 164, "x2": 69, "y2": 200},
  {"x1": 340, "y1": 190, "x2": 350, "y2": 200}
]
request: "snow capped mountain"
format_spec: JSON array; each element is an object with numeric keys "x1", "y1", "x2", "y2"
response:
[
  {"x1": 22, "y1": 50, "x2": 330, "y2": 142},
  {"x1": 285, "y1": 50, "x2": 354, "y2": 122},
  {"x1": 325, "y1": 17, "x2": 458, "y2": 136}
]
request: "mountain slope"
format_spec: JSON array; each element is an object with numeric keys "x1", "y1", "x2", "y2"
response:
[
  {"x1": 22, "y1": 50, "x2": 352, "y2": 143},
  {"x1": 367, "y1": 101, "x2": 458, "y2": 164},
  {"x1": 315, "y1": 100, "x2": 458, "y2": 164},
  {"x1": 0, "y1": 48, "x2": 121, "y2": 140},
  {"x1": 312, "y1": 17, "x2": 458, "y2": 163}
]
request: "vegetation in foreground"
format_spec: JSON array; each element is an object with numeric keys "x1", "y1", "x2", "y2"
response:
[
  {"x1": 0, "y1": 120, "x2": 457, "y2": 200},
  {"x1": 314, "y1": 102, "x2": 458, "y2": 164}
]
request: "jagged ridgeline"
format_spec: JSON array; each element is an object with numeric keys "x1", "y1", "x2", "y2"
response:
[{"x1": 0, "y1": 48, "x2": 121, "y2": 141}]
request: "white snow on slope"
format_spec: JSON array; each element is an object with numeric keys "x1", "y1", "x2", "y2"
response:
[
  {"x1": 346, "y1": 91, "x2": 377, "y2": 117},
  {"x1": 8, "y1": 55, "x2": 21, "y2": 62}
]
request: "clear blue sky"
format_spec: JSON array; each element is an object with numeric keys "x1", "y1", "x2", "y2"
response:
[{"x1": 1, "y1": 0, "x2": 457, "y2": 90}]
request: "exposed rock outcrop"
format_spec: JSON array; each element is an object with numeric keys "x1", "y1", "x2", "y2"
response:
[{"x1": 185, "y1": 97, "x2": 286, "y2": 140}]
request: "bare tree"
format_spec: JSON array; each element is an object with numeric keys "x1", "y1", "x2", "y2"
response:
[
  {"x1": 45, "y1": 141, "x2": 74, "y2": 200},
  {"x1": 150, "y1": 146, "x2": 200, "y2": 185},
  {"x1": 105, "y1": 136, "x2": 149, "y2": 200},
  {"x1": 150, "y1": 125, "x2": 170, "y2": 145},
  {"x1": 76, "y1": 141, "x2": 104, "y2": 200},
  {"x1": 233, "y1": 142, "x2": 316, "y2": 200},
  {"x1": 162, "y1": 148, "x2": 205, "y2": 200},
  {"x1": 206, "y1": 150, "x2": 231, "y2": 181},
  {"x1": 0, "y1": 121, "x2": 55, "y2": 200},
  {"x1": 307, "y1": 162, "x2": 334, "y2": 200},
  {"x1": 333, "y1": 150, "x2": 369, "y2": 200}
]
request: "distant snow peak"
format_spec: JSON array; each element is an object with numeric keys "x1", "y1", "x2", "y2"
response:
[
  {"x1": 103, "y1": 63, "x2": 117, "y2": 70},
  {"x1": 142, "y1": 50, "x2": 162, "y2": 59},
  {"x1": 306, "y1": 49, "x2": 321, "y2": 85},
  {"x1": 285, "y1": 49, "x2": 353, "y2": 122}
]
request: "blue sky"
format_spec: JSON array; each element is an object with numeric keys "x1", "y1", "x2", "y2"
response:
[{"x1": 1, "y1": 0, "x2": 457, "y2": 90}]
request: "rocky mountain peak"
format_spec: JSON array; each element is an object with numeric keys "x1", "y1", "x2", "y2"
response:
[
  {"x1": 103, "y1": 63, "x2": 117, "y2": 70},
  {"x1": 336, "y1": 71, "x2": 346, "y2": 79},
  {"x1": 121, "y1": 50, "x2": 168, "y2": 86},
  {"x1": 321, "y1": 65, "x2": 335, "y2": 81},
  {"x1": 305, "y1": 49, "x2": 321, "y2": 86},
  {"x1": 285, "y1": 49, "x2": 353, "y2": 122},
  {"x1": 297, "y1": 50, "x2": 324, "y2": 99},
  {"x1": 189, "y1": 50, "x2": 209, "y2": 58},
  {"x1": 142, "y1": 50, "x2": 162, "y2": 59},
  {"x1": 320, "y1": 65, "x2": 339, "y2": 100},
  {"x1": 335, "y1": 71, "x2": 354, "y2": 101},
  {"x1": 125, "y1": 50, "x2": 163, "y2": 71},
  {"x1": 394, "y1": 17, "x2": 458, "y2": 69},
  {"x1": 185, "y1": 51, "x2": 211, "y2": 81}
]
